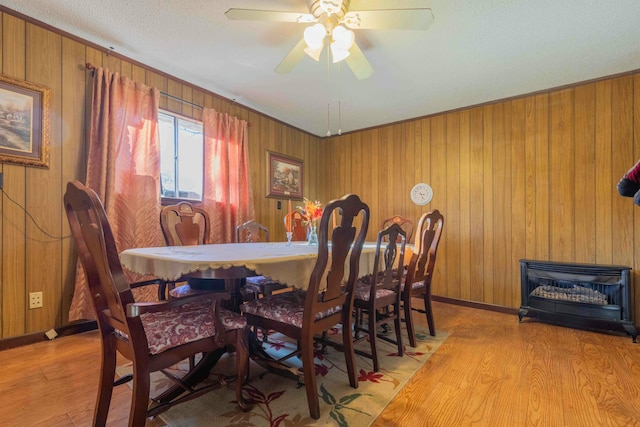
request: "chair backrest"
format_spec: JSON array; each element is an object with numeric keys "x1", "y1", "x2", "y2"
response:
[
  {"x1": 405, "y1": 209, "x2": 444, "y2": 289},
  {"x1": 284, "y1": 210, "x2": 308, "y2": 241},
  {"x1": 381, "y1": 215, "x2": 414, "y2": 243},
  {"x1": 303, "y1": 194, "x2": 369, "y2": 326},
  {"x1": 236, "y1": 219, "x2": 269, "y2": 243},
  {"x1": 63, "y1": 181, "x2": 143, "y2": 348},
  {"x1": 369, "y1": 223, "x2": 407, "y2": 298},
  {"x1": 160, "y1": 202, "x2": 211, "y2": 246}
]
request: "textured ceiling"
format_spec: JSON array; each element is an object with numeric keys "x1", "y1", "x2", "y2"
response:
[{"x1": 3, "y1": 0, "x2": 640, "y2": 137}]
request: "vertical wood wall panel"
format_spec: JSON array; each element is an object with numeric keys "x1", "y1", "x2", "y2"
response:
[
  {"x1": 458, "y1": 110, "x2": 471, "y2": 301},
  {"x1": 549, "y1": 89, "x2": 575, "y2": 262},
  {"x1": 510, "y1": 99, "x2": 526, "y2": 306},
  {"x1": 534, "y1": 94, "x2": 550, "y2": 261},
  {"x1": 25, "y1": 25, "x2": 62, "y2": 332},
  {"x1": 611, "y1": 77, "x2": 635, "y2": 271},
  {"x1": 574, "y1": 84, "x2": 596, "y2": 264},
  {"x1": 445, "y1": 113, "x2": 461, "y2": 298},
  {"x1": 60, "y1": 37, "x2": 86, "y2": 324},
  {"x1": 1, "y1": 13, "x2": 26, "y2": 337}
]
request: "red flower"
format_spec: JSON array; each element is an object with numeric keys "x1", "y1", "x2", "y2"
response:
[{"x1": 358, "y1": 369, "x2": 384, "y2": 383}]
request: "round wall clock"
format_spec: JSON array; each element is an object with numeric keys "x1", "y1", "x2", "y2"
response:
[{"x1": 410, "y1": 183, "x2": 433, "y2": 206}]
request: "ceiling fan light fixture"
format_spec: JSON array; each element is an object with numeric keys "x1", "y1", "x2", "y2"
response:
[
  {"x1": 332, "y1": 25, "x2": 354, "y2": 49},
  {"x1": 304, "y1": 23, "x2": 326, "y2": 50},
  {"x1": 330, "y1": 25, "x2": 354, "y2": 63},
  {"x1": 330, "y1": 44, "x2": 350, "y2": 63}
]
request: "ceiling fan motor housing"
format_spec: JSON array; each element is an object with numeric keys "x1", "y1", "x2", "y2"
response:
[{"x1": 308, "y1": 0, "x2": 350, "y2": 19}]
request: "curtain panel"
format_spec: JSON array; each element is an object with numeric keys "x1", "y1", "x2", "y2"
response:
[
  {"x1": 68, "y1": 67, "x2": 162, "y2": 321},
  {"x1": 202, "y1": 108, "x2": 255, "y2": 243}
]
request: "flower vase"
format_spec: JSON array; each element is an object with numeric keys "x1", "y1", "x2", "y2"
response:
[{"x1": 307, "y1": 224, "x2": 318, "y2": 245}]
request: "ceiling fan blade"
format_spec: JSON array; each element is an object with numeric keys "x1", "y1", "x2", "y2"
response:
[
  {"x1": 275, "y1": 38, "x2": 308, "y2": 74},
  {"x1": 343, "y1": 9, "x2": 434, "y2": 30},
  {"x1": 225, "y1": 9, "x2": 316, "y2": 23},
  {"x1": 345, "y1": 42, "x2": 374, "y2": 80},
  {"x1": 349, "y1": 0, "x2": 429, "y2": 11}
]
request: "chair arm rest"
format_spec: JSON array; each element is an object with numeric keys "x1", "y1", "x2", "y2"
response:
[
  {"x1": 130, "y1": 278, "x2": 165, "y2": 289},
  {"x1": 126, "y1": 290, "x2": 231, "y2": 317}
]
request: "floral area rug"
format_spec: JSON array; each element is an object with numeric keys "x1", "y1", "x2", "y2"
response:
[{"x1": 116, "y1": 325, "x2": 447, "y2": 427}]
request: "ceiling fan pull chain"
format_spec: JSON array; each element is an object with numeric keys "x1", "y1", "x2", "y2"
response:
[
  {"x1": 338, "y1": 101, "x2": 342, "y2": 136},
  {"x1": 337, "y1": 61, "x2": 342, "y2": 136}
]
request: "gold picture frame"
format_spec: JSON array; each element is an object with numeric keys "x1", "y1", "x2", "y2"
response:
[
  {"x1": 0, "y1": 74, "x2": 50, "y2": 168},
  {"x1": 266, "y1": 150, "x2": 303, "y2": 199}
]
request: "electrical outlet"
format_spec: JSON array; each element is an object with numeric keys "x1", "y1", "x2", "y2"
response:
[{"x1": 29, "y1": 291, "x2": 43, "y2": 309}]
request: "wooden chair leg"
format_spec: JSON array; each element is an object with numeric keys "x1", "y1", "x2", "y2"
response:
[
  {"x1": 342, "y1": 312, "x2": 358, "y2": 389},
  {"x1": 404, "y1": 296, "x2": 417, "y2": 348},
  {"x1": 95, "y1": 344, "x2": 117, "y2": 426},
  {"x1": 423, "y1": 291, "x2": 436, "y2": 337},
  {"x1": 393, "y1": 302, "x2": 404, "y2": 357},
  {"x1": 368, "y1": 308, "x2": 380, "y2": 372},
  {"x1": 235, "y1": 329, "x2": 252, "y2": 411},
  {"x1": 301, "y1": 334, "x2": 320, "y2": 419},
  {"x1": 130, "y1": 368, "x2": 151, "y2": 427}
]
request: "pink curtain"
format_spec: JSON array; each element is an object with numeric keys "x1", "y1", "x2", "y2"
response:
[
  {"x1": 201, "y1": 108, "x2": 254, "y2": 243},
  {"x1": 68, "y1": 67, "x2": 163, "y2": 321}
]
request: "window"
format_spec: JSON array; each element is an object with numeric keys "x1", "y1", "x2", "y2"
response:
[{"x1": 158, "y1": 111, "x2": 204, "y2": 201}]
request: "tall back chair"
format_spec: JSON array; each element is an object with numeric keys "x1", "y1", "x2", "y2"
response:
[
  {"x1": 160, "y1": 202, "x2": 210, "y2": 246},
  {"x1": 160, "y1": 202, "x2": 229, "y2": 300},
  {"x1": 64, "y1": 181, "x2": 250, "y2": 426},
  {"x1": 353, "y1": 223, "x2": 406, "y2": 372},
  {"x1": 284, "y1": 210, "x2": 308, "y2": 241},
  {"x1": 381, "y1": 214, "x2": 414, "y2": 243},
  {"x1": 236, "y1": 219, "x2": 269, "y2": 243},
  {"x1": 403, "y1": 209, "x2": 444, "y2": 347},
  {"x1": 236, "y1": 219, "x2": 287, "y2": 299},
  {"x1": 241, "y1": 194, "x2": 370, "y2": 419}
]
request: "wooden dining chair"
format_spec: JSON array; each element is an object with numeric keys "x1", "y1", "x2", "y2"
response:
[
  {"x1": 381, "y1": 214, "x2": 414, "y2": 243},
  {"x1": 160, "y1": 201, "x2": 211, "y2": 246},
  {"x1": 236, "y1": 219, "x2": 269, "y2": 243},
  {"x1": 402, "y1": 209, "x2": 444, "y2": 347},
  {"x1": 284, "y1": 210, "x2": 308, "y2": 241},
  {"x1": 241, "y1": 194, "x2": 370, "y2": 420},
  {"x1": 353, "y1": 223, "x2": 406, "y2": 372},
  {"x1": 237, "y1": 219, "x2": 288, "y2": 298},
  {"x1": 63, "y1": 181, "x2": 250, "y2": 426}
]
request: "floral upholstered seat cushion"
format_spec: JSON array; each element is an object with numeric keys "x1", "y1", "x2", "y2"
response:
[
  {"x1": 400, "y1": 280, "x2": 425, "y2": 291},
  {"x1": 353, "y1": 282, "x2": 396, "y2": 302},
  {"x1": 240, "y1": 289, "x2": 342, "y2": 328},
  {"x1": 139, "y1": 301, "x2": 246, "y2": 355}
]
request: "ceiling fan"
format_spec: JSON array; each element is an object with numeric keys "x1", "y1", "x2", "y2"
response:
[{"x1": 225, "y1": 0, "x2": 434, "y2": 80}]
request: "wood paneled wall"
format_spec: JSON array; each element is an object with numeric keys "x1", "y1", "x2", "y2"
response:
[
  {"x1": 1, "y1": 7, "x2": 638, "y2": 340},
  {"x1": 0, "y1": 11, "x2": 320, "y2": 339},
  {"x1": 320, "y1": 73, "x2": 640, "y2": 323}
]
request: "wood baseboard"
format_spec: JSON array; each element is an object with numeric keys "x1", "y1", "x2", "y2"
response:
[
  {"x1": 0, "y1": 320, "x2": 97, "y2": 351},
  {"x1": 432, "y1": 295, "x2": 519, "y2": 315}
]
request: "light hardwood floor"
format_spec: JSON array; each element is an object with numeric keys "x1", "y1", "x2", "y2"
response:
[{"x1": 1, "y1": 301, "x2": 639, "y2": 426}]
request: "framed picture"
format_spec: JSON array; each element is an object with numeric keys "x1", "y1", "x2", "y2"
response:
[
  {"x1": 266, "y1": 150, "x2": 303, "y2": 199},
  {"x1": 0, "y1": 74, "x2": 50, "y2": 168}
]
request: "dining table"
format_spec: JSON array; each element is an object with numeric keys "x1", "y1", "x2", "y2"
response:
[{"x1": 119, "y1": 241, "x2": 383, "y2": 308}]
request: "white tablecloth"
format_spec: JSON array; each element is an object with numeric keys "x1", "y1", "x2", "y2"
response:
[{"x1": 120, "y1": 242, "x2": 380, "y2": 289}]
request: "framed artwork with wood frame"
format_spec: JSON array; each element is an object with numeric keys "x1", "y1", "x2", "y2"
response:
[
  {"x1": 0, "y1": 74, "x2": 50, "y2": 168},
  {"x1": 266, "y1": 150, "x2": 303, "y2": 199}
]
